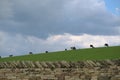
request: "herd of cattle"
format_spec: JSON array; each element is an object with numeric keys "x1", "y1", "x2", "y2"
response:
[{"x1": 0, "y1": 43, "x2": 109, "y2": 58}]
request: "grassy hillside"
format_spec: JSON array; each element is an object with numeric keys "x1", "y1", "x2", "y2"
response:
[{"x1": 0, "y1": 46, "x2": 120, "y2": 62}]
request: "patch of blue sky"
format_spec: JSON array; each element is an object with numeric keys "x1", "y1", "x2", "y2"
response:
[{"x1": 104, "y1": 0, "x2": 120, "y2": 15}]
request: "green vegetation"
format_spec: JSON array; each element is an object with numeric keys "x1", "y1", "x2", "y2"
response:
[{"x1": 0, "y1": 46, "x2": 120, "y2": 62}]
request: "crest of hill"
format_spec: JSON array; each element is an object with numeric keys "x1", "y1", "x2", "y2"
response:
[{"x1": 0, "y1": 46, "x2": 120, "y2": 62}]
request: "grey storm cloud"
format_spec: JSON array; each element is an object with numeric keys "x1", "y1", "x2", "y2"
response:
[
  {"x1": 0, "y1": 0, "x2": 13, "y2": 19},
  {"x1": 0, "y1": 0, "x2": 120, "y2": 57},
  {"x1": 0, "y1": 0, "x2": 120, "y2": 38}
]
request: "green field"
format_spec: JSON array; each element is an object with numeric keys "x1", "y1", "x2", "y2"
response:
[{"x1": 0, "y1": 46, "x2": 120, "y2": 62}]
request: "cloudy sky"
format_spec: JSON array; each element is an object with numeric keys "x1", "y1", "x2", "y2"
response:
[{"x1": 0, "y1": 0, "x2": 120, "y2": 57}]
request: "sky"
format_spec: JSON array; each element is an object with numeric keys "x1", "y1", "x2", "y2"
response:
[
  {"x1": 105, "y1": 0, "x2": 120, "y2": 15},
  {"x1": 0, "y1": 0, "x2": 120, "y2": 57}
]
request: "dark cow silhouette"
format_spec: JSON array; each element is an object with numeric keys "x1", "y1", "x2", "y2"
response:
[
  {"x1": 71, "y1": 47, "x2": 76, "y2": 50},
  {"x1": 45, "y1": 51, "x2": 48, "y2": 53},
  {"x1": 65, "y1": 49, "x2": 67, "y2": 51},
  {"x1": 90, "y1": 45, "x2": 95, "y2": 48},
  {"x1": 29, "y1": 52, "x2": 33, "y2": 54},
  {"x1": 104, "y1": 43, "x2": 109, "y2": 47},
  {"x1": 9, "y1": 55, "x2": 13, "y2": 57}
]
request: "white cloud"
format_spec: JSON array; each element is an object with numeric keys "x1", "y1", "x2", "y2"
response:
[
  {"x1": 0, "y1": 31, "x2": 120, "y2": 57},
  {"x1": 116, "y1": 8, "x2": 120, "y2": 11},
  {"x1": 116, "y1": 8, "x2": 120, "y2": 15}
]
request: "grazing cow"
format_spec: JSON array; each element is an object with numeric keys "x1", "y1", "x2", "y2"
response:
[
  {"x1": 45, "y1": 51, "x2": 48, "y2": 53},
  {"x1": 104, "y1": 43, "x2": 109, "y2": 47},
  {"x1": 90, "y1": 45, "x2": 94, "y2": 48},
  {"x1": 29, "y1": 52, "x2": 33, "y2": 54},
  {"x1": 65, "y1": 49, "x2": 67, "y2": 51},
  {"x1": 71, "y1": 47, "x2": 76, "y2": 50},
  {"x1": 9, "y1": 55, "x2": 13, "y2": 57}
]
